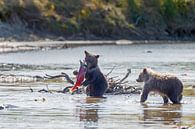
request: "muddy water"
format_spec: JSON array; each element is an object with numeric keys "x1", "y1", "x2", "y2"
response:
[{"x1": 0, "y1": 43, "x2": 195, "y2": 129}]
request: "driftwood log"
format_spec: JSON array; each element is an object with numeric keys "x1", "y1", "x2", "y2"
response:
[
  {"x1": 40, "y1": 67, "x2": 142, "y2": 95},
  {"x1": 105, "y1": 68, "x2": 141, "y2": 95}
]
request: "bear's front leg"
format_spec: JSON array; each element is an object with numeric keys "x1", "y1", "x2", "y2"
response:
[
  {"x1": 86, "y1": 85, "x2": 95, "y2": 96},
  {"x1": 140, "y1": 87, "x2": 150, "y2": 103},
  {"x1": 162, "y1": 96, "x2": 169, "y2": 104},
  {"x1": 82, "y1": 79, "x2": 90, "y2": 86}
]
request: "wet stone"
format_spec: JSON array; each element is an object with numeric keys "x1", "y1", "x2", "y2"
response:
[{"x1": 0, "y1": 106, "x2": 4, "y2": 110}]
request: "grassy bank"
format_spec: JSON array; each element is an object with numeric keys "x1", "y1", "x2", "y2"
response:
[{"x1": 0, "y1": 0, "x2": 195, "y2": 40}]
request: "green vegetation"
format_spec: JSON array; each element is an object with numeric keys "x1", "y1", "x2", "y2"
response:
[{"x1": 0, "y1": 0, "x2": 195, "y2": 40}]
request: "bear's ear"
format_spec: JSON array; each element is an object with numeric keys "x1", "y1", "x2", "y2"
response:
[
  {"x1": 143, "y1": 68, "x2": 147, "y2": 73},
  {"x1": 95, "y1": 55, "x2": 99, "y2": 58},
  {"x1": 84, "y1": 50, "x2": 90, "y2": 56}
]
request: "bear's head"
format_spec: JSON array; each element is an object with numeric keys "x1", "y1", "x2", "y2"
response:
[
  {"x1": 136, "y1": 68, "x2": 150, "y2": 82},
  {"x1": 84, "y1": 51, "x2": 99, "y2": 69}
]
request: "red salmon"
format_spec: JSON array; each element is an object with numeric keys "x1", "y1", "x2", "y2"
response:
[{"x1": 70, "y1": 60, "x2": 86, "y2": 92}]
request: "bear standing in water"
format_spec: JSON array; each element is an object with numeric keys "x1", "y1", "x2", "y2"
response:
[
  {"x1": 82, "y1": 51, "x2": 108, "y2": 97},
  {"x1": 136, "y1": 68, "x2": 183, "y2": 104}
]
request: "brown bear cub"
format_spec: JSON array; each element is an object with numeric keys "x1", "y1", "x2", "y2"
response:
[
  {"x1": 82, "y1": 51, "x2": 108, "y2": 97},
  {"x1": 136, "y1": 68, "x2": 183, "y2": 104}
]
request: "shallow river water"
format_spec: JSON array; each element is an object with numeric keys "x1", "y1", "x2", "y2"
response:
[{"x1": 0, "y1": 43, "x2": 195, "y2": 129}]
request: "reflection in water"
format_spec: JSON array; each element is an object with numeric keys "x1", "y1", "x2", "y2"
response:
[
  {"x1": 141, "y1": 104, "x2": 182, "y2": 126},
  {"x1": 77, "y1": 97, "x2": 104, "y2": 129}
]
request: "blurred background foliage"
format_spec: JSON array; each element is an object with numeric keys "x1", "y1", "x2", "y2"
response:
[{"x1": 0, "y1": 0, "x2": 195, "y2": 39}]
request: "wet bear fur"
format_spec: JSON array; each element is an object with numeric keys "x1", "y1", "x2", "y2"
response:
[
  {"x1": 82, "y1": 51, "x2": 108, "y2": 97},
  {"x1": 136, "y1": 68, "x2": 183, "y2": 104}
]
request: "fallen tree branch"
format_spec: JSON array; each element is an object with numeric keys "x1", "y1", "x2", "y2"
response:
[
  {"x1": 61, "y1": 72, "x2": 74, "y2": 85},
  {"x1": 40, "y1": 68, "x2": 142, "y2": 95},
  {"x1": 106, "y1": 66, "x2": 116, "y2": 77},
  {"x1": 118, "y1": 69, "x2": 131, "y2": 83},
  {"x1": 45, "y1": 73, "x2": 74, "y2": 84}
]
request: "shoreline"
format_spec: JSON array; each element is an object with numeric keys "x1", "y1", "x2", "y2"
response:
[{"x1": 0, "y1": 40, "x2": 195, "y2": 54}]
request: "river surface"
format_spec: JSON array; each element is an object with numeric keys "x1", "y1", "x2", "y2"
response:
[{"x1": 0, "y1": 43, "x2": 195, "y2": 129}]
